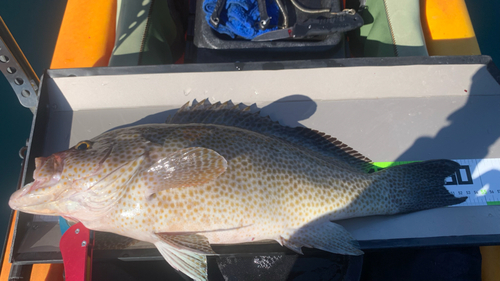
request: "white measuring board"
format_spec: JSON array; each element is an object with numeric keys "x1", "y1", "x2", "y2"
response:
[{"x1": 372, "y1": 159, "x2": 500, "y2": 207}]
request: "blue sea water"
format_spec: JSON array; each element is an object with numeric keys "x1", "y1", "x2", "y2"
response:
[
  {"x1": 0, "y1": 1, "x2": 67, "y2": 245},
  {"x1": 465, "y1": 0, "x2": 500, "y2": 65},
  {"x1": 0, "y1": 0, "x2": 498, "y2": 252}
]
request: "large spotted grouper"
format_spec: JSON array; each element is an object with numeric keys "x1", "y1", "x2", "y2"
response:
[{"x1": 10, "y1": 100, "x2": 466, "y2": 280}]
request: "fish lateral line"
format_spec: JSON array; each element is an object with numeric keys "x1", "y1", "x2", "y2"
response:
[{"x1": 156, "y1": 224, "x2": 254, "y2": 235}]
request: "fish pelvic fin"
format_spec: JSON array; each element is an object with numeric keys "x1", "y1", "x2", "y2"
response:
[
  {"x1": 154, "y1": 236, "x2": 213, "y2": 281},
  {"x1": 155, "y1": 233, "x2": 216, "y2": 255},
  {"x1": 378, "y1": 159, "x2": 467, "y2": 214},
  {"x1": 279, "y1": 222, "x2": 363, "y2": 256}
]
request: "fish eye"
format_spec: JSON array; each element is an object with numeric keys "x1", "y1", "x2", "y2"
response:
[{"x1": 75, "y1": 141, "x2": 93, "y2": 151}]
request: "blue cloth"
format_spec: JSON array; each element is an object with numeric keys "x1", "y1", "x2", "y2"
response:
[
  {"x1": 203, "y1": 0, "x2": 279, "y2": 39},
  {"x1": 59, "y1": 216, "x2": 70, "y2": 234}
]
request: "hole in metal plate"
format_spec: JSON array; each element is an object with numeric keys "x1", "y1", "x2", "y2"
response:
[
  {"x1": 7, "y1": 66, "x2": 16, "y2": 74},
  {"x1": 0, "y1": 54, "x2": 9, "y2": 63},
  {"x1": 21, "y1": 89, "x2": 31, "y2": 97},
  {"x1": 14, "y1": 77, "x2": 24, "y2": 85}
]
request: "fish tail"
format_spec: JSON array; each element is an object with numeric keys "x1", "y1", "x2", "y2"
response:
[{"x1": 378, "y1": 159, "x2": 467, "y2": 214}]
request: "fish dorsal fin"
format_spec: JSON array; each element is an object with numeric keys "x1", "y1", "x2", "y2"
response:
[{"x1": 166, "y1": 100, "x2": 373, "y2": 172}]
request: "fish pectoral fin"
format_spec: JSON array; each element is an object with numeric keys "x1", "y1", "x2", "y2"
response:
[
  {"x1": 280, "y1": 222, "x2": 363, "y2": 256},
  {"x1": 154, "y1": 240, "x2": 209, "y2": 281},
  {"x1": 143, "y1": 147, "x2": 227, "y2": 197},
  {"x1": 155, "y1": 233, "x2": 216, "y2": 255}
]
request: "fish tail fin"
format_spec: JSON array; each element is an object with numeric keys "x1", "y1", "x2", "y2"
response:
[{"x1": 378, "y1": 159, "x2": 467, "y2": 214}]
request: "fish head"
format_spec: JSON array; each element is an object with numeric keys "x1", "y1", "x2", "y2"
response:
[{"x1": 9, "y1": 128, "x2": 148, "y2": 220}]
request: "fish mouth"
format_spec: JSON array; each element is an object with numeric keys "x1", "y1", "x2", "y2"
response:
[
  {"x1": 8, "y1": 182, "x2": 33, "y2": 209},
  {"x1": 10, "y1": 145, "x2": 118, "y2": 216},
  {"x1": 9, "y1": 180, "x2": 54, "y2": 206},
  {"x1": 9, "y1": 153, "x2": 66, "y2": 213},
  {"x1": 8, "y1": 182, "x2": 59, "y2": 215}
]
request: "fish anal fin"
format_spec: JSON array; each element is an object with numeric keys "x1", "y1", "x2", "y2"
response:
[
  {"x1": 154, "y1": 240, "x2": 209, "y2": 281},
  {"x1": 280, "y1": 222, "x2": 363, "y2": 256},
  {"x1": 142, "y1": 147, "x2": 227, "y2": 198},
  {"x1": 155, "y1": 233, "x2": 216, "y2": 255}
]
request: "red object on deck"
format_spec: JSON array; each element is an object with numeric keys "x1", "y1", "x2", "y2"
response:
[{"x1": 59, "y1": 222, "x2": 94, "y2": 281}]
